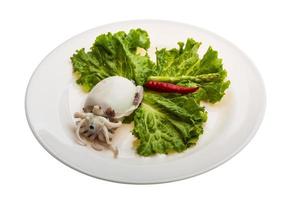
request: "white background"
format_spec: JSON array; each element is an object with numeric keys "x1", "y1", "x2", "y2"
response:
[{"x1": 0, "y1": 0, "x2": 285, "y2": 199}]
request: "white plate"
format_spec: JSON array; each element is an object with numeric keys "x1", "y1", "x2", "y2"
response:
[{"x1": 25, "y1": 20, "x2": 266, "y2": 184}]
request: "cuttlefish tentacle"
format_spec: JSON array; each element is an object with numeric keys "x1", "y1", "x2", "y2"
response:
[
  {"x1": 74, "y1": 112, "x2": 86, "y2": 119},
  {"x1": 101, "y1": 126, "x2": 112, "y2": 145},
  {"x1": 99, "y1": 116, "x2": 122, "y2": 129},
  {"x1": 75, "y1": 119, "x2": 87, "y2": 146},
  {"x1": 92, "y1": 105, "x2": 105, "y2": 116}
]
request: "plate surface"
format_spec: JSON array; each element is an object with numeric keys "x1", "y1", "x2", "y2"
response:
[{"x1": 25, "y1": 20, "x2": 266, "y2": 184}]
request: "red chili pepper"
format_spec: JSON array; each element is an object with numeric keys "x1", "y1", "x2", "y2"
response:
[{"x1": 144, "y1": 80, "x2": 199, "y2": 94}]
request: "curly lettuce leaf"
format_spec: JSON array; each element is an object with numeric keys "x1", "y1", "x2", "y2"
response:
[
  {"x1": 155, "y1": 39, "x2": 201, "y2": 76},
  {"x1": 71, "y1": 29, "x2": 155, "y2": 91},
  {"x1": 155, "y1": 39, "x2": 230, "y2": 103},
  {"x1": 133, "y1": 92, "x2": 207, "y2": 156}
]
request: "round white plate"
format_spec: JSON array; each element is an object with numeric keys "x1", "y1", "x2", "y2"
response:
[{"x1": 25, "y1": 20, "x2": 266, "y2": 184}]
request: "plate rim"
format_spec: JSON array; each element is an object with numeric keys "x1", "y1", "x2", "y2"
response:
[{"x1": 25, "y1": 19, "x2": 267, "y2": 184}]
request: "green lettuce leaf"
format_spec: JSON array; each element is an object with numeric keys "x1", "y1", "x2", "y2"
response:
[
  {"x1": 155, "y1": 39, "x2": 201, "y2": 76},
  {"x1": 71, "y1": 29, "x2": 155, "y2": 91},
  {"x1": 133, "y1": 92, "x2": 207, "y2": 156},
  {"x1": 155, "y1": 39, "x2": 230, "y2": 103}
]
